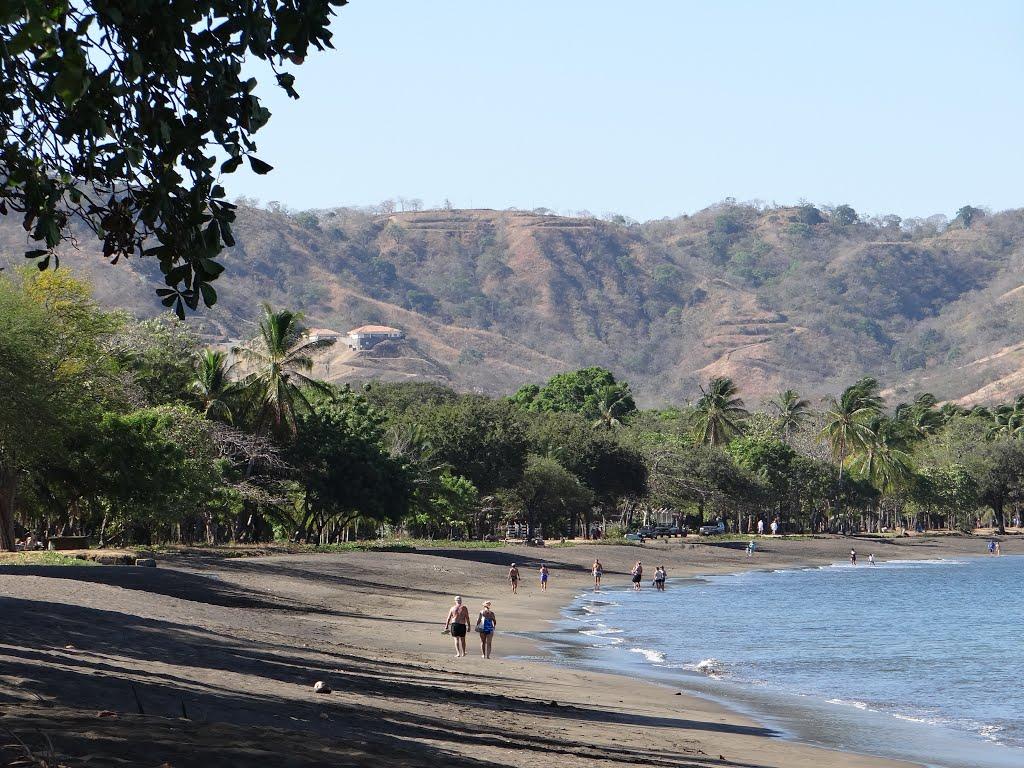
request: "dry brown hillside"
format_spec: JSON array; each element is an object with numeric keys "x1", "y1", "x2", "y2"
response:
[{"x1": 3, "y1": 202, "x2": 1024, "y2": 406}]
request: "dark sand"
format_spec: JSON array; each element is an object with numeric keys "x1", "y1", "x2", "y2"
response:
[{"x1": 2, "y1": 533, "x2": 1017, "y2": 767}]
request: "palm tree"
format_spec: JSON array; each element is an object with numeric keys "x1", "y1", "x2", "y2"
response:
[
  {"x1": 592, "y1": 385, "x2": 630, "y2": 430},
  {"x1": 989, "y1": 396, "x2": 1024, "y2": 439},
  {"x1": 848, "y1": 416, "x2": 914, "y2": 493},
  {"x1": 820, "y1": 377, "x2": 884, "y2": 480},
  {"x1": 894, "y1": 392, "x2": 944, "y2": 440},
  {"x1": 233, "y1": 304, "x2": 335, "y2": 439},
  {"x1": 191, "y1": 349, "x2": 239, "y2": 424},
  {"x1": 769, "y1": 389, "x2": 812, "y2": 442},
  {"x1": 693, "y1": 377, "x2": 748, "y2": 446}
]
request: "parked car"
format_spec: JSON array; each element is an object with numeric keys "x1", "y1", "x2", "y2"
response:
[
  {"x1": 669, "y1": 525, "x2": 687, "y2": 536},
  {"x1": 638, "y1": 526, "x2": 656, "y2": 538},
  {"x1": 653, "y1": 525, "x2": 673, "y2": 537},
  {"x1": 624, "y1": 532, "x2": 645, "y2": 543},
  {"x1": 698, "y1": 521, "x2": 726, "y2": 536}
]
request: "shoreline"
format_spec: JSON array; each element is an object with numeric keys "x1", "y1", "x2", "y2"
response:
[
  {"x1": 534, "y1": 551, "x2": 1024, "y2": 768},
  {"x1": 2, "y1": 534, "x2": 1019, "y2": 767}
]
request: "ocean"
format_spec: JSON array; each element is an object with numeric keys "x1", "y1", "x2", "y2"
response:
[{"x1": 555, "y1": 553, "x2": 1024, "y2": 768}]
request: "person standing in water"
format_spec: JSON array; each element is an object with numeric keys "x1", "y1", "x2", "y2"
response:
[
  {"x1": 508, "y1": 563, "x2": 520, "y2": 593},
  {"x1": 443, "y1": 596, "x2": 471, "y2": 657},
  {"x1": 850, "y1": 548, "x2": 857, "y2": 565},
  {"x1": 592, "y1": 558, "x2": 603, "y2": 591},
  {"x1": 539, "y1": 563, "x2": 549, "y2": 591},
  {"x1": 868, "y1": 553, "x2": 875, "y2": 566},
  {"x1": 631, "y1": 561, "x2": 643, "y2": 590},
  {"x1": 476, "y1": 600, "x2": 497, "y2": 658},
  {"x1": 995, "y1": 541, "x2": 1002, "y2": 556},
  {"x1": 654, "y1": 565, "x2": 667, "y2": 591}
]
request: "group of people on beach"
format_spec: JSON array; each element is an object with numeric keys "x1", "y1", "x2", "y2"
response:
[
  {"x1": 444, "y1": 558, "x2": 678, "y2": 658},
  {"x1": 628, "y1": 560, "x2": 667, "y2": 591}
]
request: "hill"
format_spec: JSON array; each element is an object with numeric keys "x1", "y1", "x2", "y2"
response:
[{"x1": 4, "y1": 201, "x2": 1024, "y2": 406}]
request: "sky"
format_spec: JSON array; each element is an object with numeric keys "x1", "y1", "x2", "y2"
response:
[{"x1": 230, "y1": 0, "x2": 1024, "y2": 222}]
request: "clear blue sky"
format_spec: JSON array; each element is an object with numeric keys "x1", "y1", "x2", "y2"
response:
[{"x1": 231, "y1": 0, "x2": 1024, "y2": 221}]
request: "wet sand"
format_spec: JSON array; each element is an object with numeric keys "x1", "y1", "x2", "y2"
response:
[{"x1": 1, "y1": 533, "x2": 1016, "y2": 767}]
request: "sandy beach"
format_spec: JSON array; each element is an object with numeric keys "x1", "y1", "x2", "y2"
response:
[{"x1": 1, "y1": 534, "x2": 1017, "y2": 767}]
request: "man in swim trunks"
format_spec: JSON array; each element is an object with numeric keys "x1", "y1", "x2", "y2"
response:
[
  {"x1": 592, "y1": 558, "x2": 603, "y2": 591},
  {"x1": 476, "y1": 600, "x2": 497, "y2": 658},
  {"x1": 850, "y1": 548, "x2": 857, "y2": 565},
  {"x1": 444, "y1": 596, "x2": 471, "y2": 657},
  {"x1": 508, "y1": 563, "x2": 520, "y2": 593},
  {"x1": 539, "y1": 563, "x2": 549, "y2": 591}
]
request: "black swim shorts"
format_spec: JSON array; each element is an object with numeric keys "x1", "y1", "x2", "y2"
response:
[{"x1": 451, "y1": 622, "x2": 467, "y2": 638}]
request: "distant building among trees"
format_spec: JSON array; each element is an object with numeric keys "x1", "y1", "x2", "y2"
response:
[{"x1": 347, "y1": 325, "x2": 405, "y2": 350}]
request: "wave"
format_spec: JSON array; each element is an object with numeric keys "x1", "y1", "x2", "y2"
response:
[
  {"x1": 826, "y1": 697, "x2": 875, "y2": 712},
  {"x1": 628, "y1": 647, "x2": 667, "y2": 664},
  {"x1": 580, "y1": 626, "x2": 623, "y2": 636},
  {"x1": 684, "y1": 657, "x2": 726, "y2": 678}
]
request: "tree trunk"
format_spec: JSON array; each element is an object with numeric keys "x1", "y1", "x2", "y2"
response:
[
  {"x1": 0, "y1": 467, "x2": 18, "y2": 552},
  {"x1": 994, "y1": 501, "x2": 1007, "y2": 535}
]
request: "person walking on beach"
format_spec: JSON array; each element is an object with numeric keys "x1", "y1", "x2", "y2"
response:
[
  {"x1": 757, "y1": 518, "x2": 764, "y2": 535},
  {"x1": 746, "y1": 540, "x2": 756, "y2": 557},
  {"x1": 592, "y1": 558, "x2": 603, "y2": 591},
  {"x1": 631, "y1": 561, "x2": 643, "y2": 590},
  {"x1": 770, "y1": 519, "x2": 779, "y2": 536},
  {"x1": 476, "y1": 600, "x2": 497, "y2": 658},
  {"x1": 508, "y1": 564, "x2": 520, "y2": 593},
  {"x1": 995, "y1": 541, "x2": 1001, "y2": 556},
  {"x1": 444, "y1": 596, "x2": 471, "y2": 657},
  {"x1": 868, "y1": 553, "x2": 875, "y2": 566},
  {"x1": 654, "y1": 565, "x2": 667, "y2": 591},
  {"x1": 850, "y1": 548, "x2": 857, "y2": 566},
  {"x1": 539, "y1": 563, "x2": 550, "y2": 591},
  {"x1": 988, "y1": 540, "x2": 996, "y2": 555}
]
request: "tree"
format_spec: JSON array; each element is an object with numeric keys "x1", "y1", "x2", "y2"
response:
[
  {"x1": 233, "y1": 304, "x2": 334, "y2": 439},
  {"x1": 988, "y1": 396, "x2": 1024, "y2": 439},
  {"x1": 289, "y1": 392, "x2": 411, "y2": 542},
  {"x1": 847, "y1": 416, "x2": 914, "y2": 494},
  {"x1": 512, "y1": 367, "x2": 636, "y2": 422},
  {"x1": 693, "y1": 377, "x2": 748, "y2": 446},
  {"x1": 1, "y1": 1, "x2": 346, "y2": 316},
  {"x1": 769, "y1": 389, "x2": 812, "y2": 443},
  {"x1": 513, "y1": 455, "x2": 594, "y2": 538},
  {"x1": 592, "y1": 384, "x2": 632, "y2": 429},
  {"x1": 403, "y1": 396, "x2": 528, "y2": 495},
  {"x1": 832, "y1": 204, "x2": 859, "y2": 227},
  {"x1": 191, "y1": 349, "x2": 239, "y2": 424},
  {"x1": 954, "y1": 205, "x2": 983, "y2": 229},
  {"x1": 117, "y1": 316, "x2": 199, "y2": 406},
  {"x1": 0, "y1": 270, "x2": 121, "y2": 550},
  {"x1": 971, "y1": 440, "x2": 1024, "y2": 534},
  {"x1": 895, "y1": 392, "x2": 945, "y2": 440},
  {"x1": 820, "y1": 377, "x2": 884, "y2": 480}
]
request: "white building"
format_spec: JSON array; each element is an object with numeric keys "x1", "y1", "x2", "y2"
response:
[
  {"x1": 347, "y1": 324, "x2": 405, "y2": 350},
  {"x1": 304, "y1": 328, "x2": 344, "y2": 344}
]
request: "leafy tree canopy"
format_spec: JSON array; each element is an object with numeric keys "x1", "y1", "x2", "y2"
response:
[
  {"x1": 512, "y1": 367, "x2": 636, "y2": 422},
  {"x1": 1, "y1": 0, "x2": 346, "y2": 316}
]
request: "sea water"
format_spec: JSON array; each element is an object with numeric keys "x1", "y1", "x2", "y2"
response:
[{"x1": 560, "y1": 554, "x2": 1024, "y2": 768}]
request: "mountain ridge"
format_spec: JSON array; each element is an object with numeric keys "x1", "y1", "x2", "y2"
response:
[{"x1": 3, "y1": 201, "x2": 1024, "y2": 406}]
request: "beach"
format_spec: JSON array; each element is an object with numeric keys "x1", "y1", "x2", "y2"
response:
[{"x1": 1, "y1": 534, "x2": 1017, "y2": 767}]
